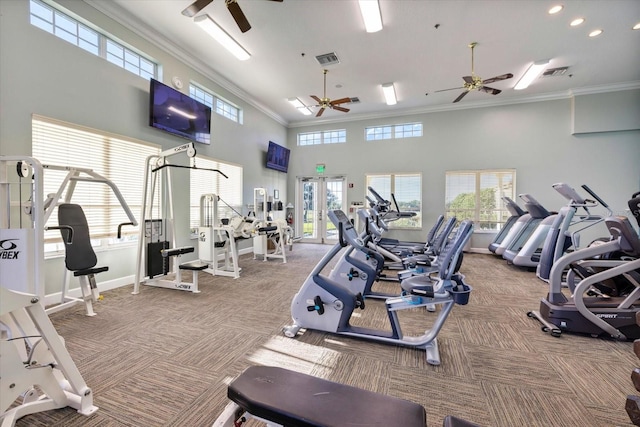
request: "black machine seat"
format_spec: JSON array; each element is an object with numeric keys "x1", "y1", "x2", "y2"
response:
[
  {"x1": 227, "y1": 366, "x2": 426, "y2": 427},
  {"x1": 58, "y1": 203, "x2": 108, "y2": 276}
]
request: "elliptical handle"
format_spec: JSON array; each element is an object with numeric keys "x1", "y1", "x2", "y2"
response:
[{"x1": 581, "y1": 185, "x2": 609, "y2": 209}]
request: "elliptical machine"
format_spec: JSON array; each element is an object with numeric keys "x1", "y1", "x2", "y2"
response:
[
  {"x1": 528, "y1": 214, "x2": 640, "y2": 340},
  {"x1": 283, "y1": 209, "x2": 474, "y2": 365}
]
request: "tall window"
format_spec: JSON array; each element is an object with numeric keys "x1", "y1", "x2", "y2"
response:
[
  {"x1": 190, "y1": 83, "x2": 242, "y2": 124},
  {"x1": 189, "y1": 157, "x2": 243, "y2": 231},
  {"x1": 445, "y1": 169, "x2": 516, "y2": 231},
  {"x1": 29, "y1": 0, "x2": 157, "y2": 80},
  {"x1": 297, "y1": 129, "x2": 346, "y2": 145},
  {"x1": 365, "y1": 122, "x2": 422, "y2": 141},
  {"x1": 32, "y1": 115, "x2": 160, "y2": 252},
  {"x1": 365, "y1": 174, "x2": 422, "y2": 228}
]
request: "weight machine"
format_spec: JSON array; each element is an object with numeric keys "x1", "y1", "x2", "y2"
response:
[
  {"x1": 133, "y1": 143, "x2": 227, "y2": 294},
  {"x1": 252, "y1": 187, "x2": 292, "y2": 263},
  {"x1": 0, "y1": 156, "x2": 137, "y2": 316},
  {"x1": 197, "y1": 193, "x2": 255, "y2": 279}
]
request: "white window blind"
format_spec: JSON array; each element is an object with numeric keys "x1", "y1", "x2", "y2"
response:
[
  {"x1": 32, "y1": 115, "x2": 159, "y2": 243},
  {"x1": 189, "y1": 156, "x2": 243, "y2": 229},
  {"x1": 365, "y1": 173, "x2": 422, "y2": 228},
  {"x1": 445, "y1": 169, "x2": 516, "y2": 230}
]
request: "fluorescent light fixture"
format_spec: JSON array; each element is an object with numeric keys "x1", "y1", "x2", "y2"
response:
[
  {"x1": 548, "y1": 5, "x2": 563, "y2": 14},
  {"x1": 381, "y1": 83, "x2": 397, "y2": 105},
  {"x1": 570, "y1": 18, "x2": 585, "y2": 26},
  {"x1": 588, "y1": 29, "x2": 603, "y2": 37},
  {"x1": 634, "y1": 22, "x2": 640, "y2": 30},
  {"x1": 288, "y1": 98, "x2": 312, "y2": 115},
  {"x1": 168, "y1": 105, "x2": 196, "y2": 119},
  {"x1": 194, "y1": 14, "x2": 250, "y2": 61},
  {"x1": 358, "y1": 0, "x2": 383, "y2": 33},
  {"x1": 514, "y1": 59, "x2": 550, "y2": 90}
]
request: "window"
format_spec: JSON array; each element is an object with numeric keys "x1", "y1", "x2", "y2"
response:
[
  {"x1": 190, "y1": 83, "x2": 242, "y2": 124},
  {"x1": 445, "y1": 169, "x2": 516, "y2": 231},
  {"x1": 365, "y1": 174, "x2": 422, "y2": 229},
  {"x1": 29, "y1": 0, "x2": 157, "y2": 80},
  {"x1": 297, "y1": 129, "x2": 346, "y2": 145},
  {"x1": 189, "y1": 157, "x2": 243, "y2": 231},
  {"x1": 32, "y1": 116, "x2": 160, "y2": 252},
  {"x1": 365, "y1": 122, "x2": 422, "y2": 141}
]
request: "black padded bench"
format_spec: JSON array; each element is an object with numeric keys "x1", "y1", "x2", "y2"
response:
[{"x1": 214, "y1": 365, "x2": 426, "y2": 427}]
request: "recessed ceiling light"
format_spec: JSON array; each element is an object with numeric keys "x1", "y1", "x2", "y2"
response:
[
  {"x1": 548, "y1": 5, "x2": 563, "y2": 14},
  {"x1": 570, "y1": 18, "x2": 585, "y2": 26},
  {"x1": 589, "y1": 29, "x2": 603, "y2": 37},
  {"x1": 633, "y1": 22, "x2": 640, "y2": 30}
]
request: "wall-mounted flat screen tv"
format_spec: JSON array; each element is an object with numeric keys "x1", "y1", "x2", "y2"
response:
[
  {"x1": 266, "y1": 141, "x2": 290, "y2": 173},
  {"x1": 149, "y1": 78, "x2": 211, "y2": 144}
]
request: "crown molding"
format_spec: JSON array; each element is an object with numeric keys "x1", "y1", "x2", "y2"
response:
[
  {"x1": 83, "y1": 0, "x2": 288, "y2": 126},
  {"x1": 570, "y1": 81, "x2": 640, "y2": 96}
]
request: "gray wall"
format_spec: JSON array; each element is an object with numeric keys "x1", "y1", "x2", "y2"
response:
[
  {"x1": 0, "y1": 0, "x2": 287, "y2": 294},
  {"x1": 286, "y1": 97, "x2": 640, "y2": 248}
]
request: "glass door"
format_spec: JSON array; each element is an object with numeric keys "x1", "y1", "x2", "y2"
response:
[{"x1": 298, "y1": 176, "x2": 346, "y2": 244}]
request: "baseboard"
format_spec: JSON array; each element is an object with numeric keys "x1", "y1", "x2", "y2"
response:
[
  {"x1": 43, "y1": 275, "x2": 135, "y2": 307},
  {"x1": 468, "y1": 248, "x2": 491, "y2": 254}
]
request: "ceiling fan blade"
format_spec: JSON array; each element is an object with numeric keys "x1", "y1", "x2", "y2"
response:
[
  {"x1": 433, "y1": 86, "x2": 464, "y2": 93},
  {"x1": 462, "y1": 76, "x2": 474, "y2": 84},
  {"x1": 310, "y1": 95, "x2": 322, "y2": 104},
  {"x1": 181, "y1": 0, "x2": 214, "y2": 17},
  {"x1": 332, "y1": 105, "x2": 350, "y2": 113},
  {"x1": 482, "y1": 73, "x2": 514, "y2": 85},
  {"x1": 479, "y1": 86, "x2": 502, "y2": 95},
  {"x1": 227, "y1": 0, "x2": 251, "y2": 33},
  {"x1": 453, "y1": 91, "x2": 469, "y2": 103},
  {"x1": 330, "y1": 97, "x2": 351, "y2": 105},
  {"x1": 316, "y1": 107, "x2": 326, "y2": 117}
]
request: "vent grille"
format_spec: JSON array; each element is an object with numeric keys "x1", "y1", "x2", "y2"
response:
[
  {"x1": 350, "y1": 97, "x2": 360, "y2": 104},
  {"x1": 315, "y1": 52, "x2": 340, "y2": 66},
  {"x1": 542, "y1": 67, "x2": 569, "y2": 77}
]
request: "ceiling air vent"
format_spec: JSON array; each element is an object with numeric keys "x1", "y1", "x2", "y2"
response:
[
  {"x1": 542, "y1": 67, "x2": 569, "y2": 77},
  {"x1": 315, "y1": 52, "x2": 340, "y2": 66},
  {"x1": 350, "y1": 97, "x2": 360, "y2": 104}
]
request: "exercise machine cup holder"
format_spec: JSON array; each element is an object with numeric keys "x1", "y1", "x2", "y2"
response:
[{"x1": 450, "y1": 284, "x2": 472, "y2": 305}]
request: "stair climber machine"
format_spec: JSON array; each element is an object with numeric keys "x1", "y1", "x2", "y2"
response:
[
  {"x1": 283, "y1": 209, "x2": 474, "y2": 365},
  {"x1": 528, "y1": 214, "x2": 640, "y2": 340},
  {"x1": 536, "y1": 183, "x2": 611, "y2": 283},
  {"x1": 488, "y1": 197, "x2": 526, "y2": 254},
  {"x1": 493, "y1": 193, "x2": 550, "y2": 257}
]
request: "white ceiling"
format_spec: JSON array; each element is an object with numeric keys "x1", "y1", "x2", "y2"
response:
[{"x1": 91, "y1": 0, "x2": 640, "y2": 127}]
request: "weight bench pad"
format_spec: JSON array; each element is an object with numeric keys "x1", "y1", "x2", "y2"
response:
[
  {"x1": 179, "y1": 262, "x2": 208, "y2": 271},
  {"x1": 227, "y1": 366, "x2": 426, "y2": 427}
]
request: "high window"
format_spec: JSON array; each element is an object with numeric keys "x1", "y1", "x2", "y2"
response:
[
  {"x1": 32, "y1": 116, "x2": 160, "y2": 253},
  {"x1": 365, "y1": 174, "x2": 422, "y2": 229},
  {"x1": 189, "y1": 157, "x2": 244, "y2": 232},
  {"x1": 190, "y1": 83, "x2": 243, "y2": 124},
  {"x1": 297, "y1": 129, "x2": 346, "y2": 145},
  {"x1": 365, "y1": 123, "x2": 422, "y2": 141},
  {"x1": 445, "y1": 169, "x2": 516, "y2": 231},
  {"x1": 29, "y1": 0, "x2": 157, "y2": 80}
]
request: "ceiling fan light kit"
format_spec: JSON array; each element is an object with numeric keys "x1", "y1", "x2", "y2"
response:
[
  {"x1": 514, "y1": 59, "x2": 551, "y2": 90},
  {"x1": 194, "y1": 14, "x2": 251, "y2": 60}
]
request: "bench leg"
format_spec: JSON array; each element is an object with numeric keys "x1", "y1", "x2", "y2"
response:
[{"x1": 78, "y1": 276, "x2": 96, "y2": 317}]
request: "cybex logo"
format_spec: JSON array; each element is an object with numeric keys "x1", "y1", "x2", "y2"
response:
[{"x1": 0, "y1": 239, "x2": 20, "y2": 260}]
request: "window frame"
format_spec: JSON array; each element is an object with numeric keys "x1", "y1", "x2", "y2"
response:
[
  {"x1": 297, "y1": 129, "x2": 347, "y2": 146},
  {"x1": 444, "y1": 169, "x2": 516, "y2": 232},
  {"x1": 29, "y1": 0, "x2": 158, "y2": 80},
  {"x1": 365, "y1": 122, "x2": 423, "y2": 141},
  {"x1": 190, "y1": 83, "x2": 243, "y2": 124},
  {"x1": 365, "y1": 173, "x2": 422, "y2": 229}
]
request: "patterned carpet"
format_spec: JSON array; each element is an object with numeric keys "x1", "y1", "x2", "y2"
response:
[{"x1": 12, "y1": 244, "x2": 638, "y2": 427}]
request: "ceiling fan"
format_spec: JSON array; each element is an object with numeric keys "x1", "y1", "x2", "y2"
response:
[
  {"x1": 311, "y1": 70, "x2": 351, "y2": 117},
  {"x1": 432, "y1": 42, "x2": 513, "y2": 103},
  {"x1": 181, "y1": 0, "x2": 283, "y2": 33}
]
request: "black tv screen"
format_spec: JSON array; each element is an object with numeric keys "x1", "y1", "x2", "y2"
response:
[
  {"x1": 266, "y1": 141, "x2": 290, "y2": 173},
  {"x1": 149, "y1": 78, "x2": 211, "y2": 144}
]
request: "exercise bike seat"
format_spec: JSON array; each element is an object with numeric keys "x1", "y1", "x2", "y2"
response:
[{"x1": 226, "y1": 365, "x2": 427, "y2": 427}]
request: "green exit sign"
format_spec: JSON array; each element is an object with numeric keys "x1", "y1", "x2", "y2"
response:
[{"x1": 316, "y1": 164, "x2": 325, "y2": 174}]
